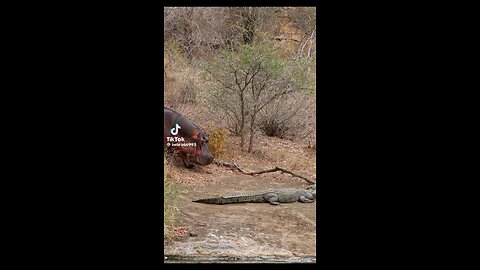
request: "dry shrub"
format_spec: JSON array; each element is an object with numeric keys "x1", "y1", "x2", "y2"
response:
[
  {"x1": 206, "y1": 127, "x2": 228, "y2": 159},
  {"x1": 164, "y1": 42, "x2": 199, "y2": 107},
  {"x1": 259, "y1": 92, "x2": 316, "y2": 142},
  {"x1": 262, "y1": 118, "x2": 290, "y2": 139},
  {"x1": 175, "y1": 78, "x2": 197, "y2": 105}
]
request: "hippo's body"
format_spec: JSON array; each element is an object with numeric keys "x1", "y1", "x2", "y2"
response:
[{"x1": 164, "y1": 107, "x2": 213, "y2": 167}]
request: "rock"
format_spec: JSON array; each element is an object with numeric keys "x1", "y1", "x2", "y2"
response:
[{"x1": 189, "y1": 231, "x2": 198, "y2": 237}]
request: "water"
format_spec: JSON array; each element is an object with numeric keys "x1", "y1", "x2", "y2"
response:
[{"x1": 164, "y1": 255, "x2": 316, "y2": 263}]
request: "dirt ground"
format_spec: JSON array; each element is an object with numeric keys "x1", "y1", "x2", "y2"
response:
[{"x1": 164, "y1": 135, "x2": 316, "y2": 262}]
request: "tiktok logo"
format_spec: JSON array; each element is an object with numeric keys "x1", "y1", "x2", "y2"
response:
[{"x1": 170, "y1": 123, "x2": 181, "y2": 135}]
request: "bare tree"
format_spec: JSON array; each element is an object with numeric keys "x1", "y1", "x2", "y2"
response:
[
  {"x1": 164, "y1": 7, "x2": 281, "y2": 59},
  {"x1": 203, "y1": 43, "x2": 309, "y2": 152}
]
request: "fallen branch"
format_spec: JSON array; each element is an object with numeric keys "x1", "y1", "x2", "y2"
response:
[
  {"x1": 213, "y1": 160, "x2": 236, "y2": 168},
  {"x1": 214, "y1": 160, "x2": 316, "y2": 185}
]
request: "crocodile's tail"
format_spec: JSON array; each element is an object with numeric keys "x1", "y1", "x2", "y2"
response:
[{"x1": 192, "y1": 197, "x2": 225, "y2": 204}]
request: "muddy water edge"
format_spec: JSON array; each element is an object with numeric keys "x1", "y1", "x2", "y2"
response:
[
  {"x1": 164, "y1": 173, "x2": 317, "y2": 263},
  {"x1": 164, "y1": 255, "x2": 316, "y2": 263}
]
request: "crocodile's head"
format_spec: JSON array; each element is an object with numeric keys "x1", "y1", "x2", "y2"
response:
[{"x1": 306, "y1": 184, "x2": 316, "y2": 199}]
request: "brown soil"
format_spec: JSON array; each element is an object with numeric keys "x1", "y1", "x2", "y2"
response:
[{"x1": 164, "y1": 135, "x2": 316, "y2": 260}]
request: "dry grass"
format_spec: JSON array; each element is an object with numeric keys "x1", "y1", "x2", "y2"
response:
[
  {"x1": 164, "y1": 154, "x2": 179, "y2": 240},
  {"x1": 220, "y1": 135, "x2": 316, "y2": 181}
]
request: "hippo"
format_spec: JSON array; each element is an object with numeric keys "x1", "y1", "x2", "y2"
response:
[{"x1": 164, "y1": 107, "x2": 213, "y2": 167}]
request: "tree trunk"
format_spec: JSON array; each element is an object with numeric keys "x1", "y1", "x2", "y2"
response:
[
  {"x1": 240, "y1": 91, "x2": 245, "y2": 151},
  {"x1": 248, "y1": 111, "x2": 256, "y2": 153}
]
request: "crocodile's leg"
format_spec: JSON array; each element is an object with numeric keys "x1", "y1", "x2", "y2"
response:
[
  {"x1": 299, "y1": 196, "x2": 314, "y2": 203},
  {"x1": 269, "y1": 199, "x2": 280, "y2": 205},
  {"x1": 265, "y1": 194, "x2": 280, "y2": 205}
]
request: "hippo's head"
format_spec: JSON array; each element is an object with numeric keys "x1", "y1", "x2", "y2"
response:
[
  {"x1": 182, "y1": 129, "x2": 213, "y2": 165},
  {"x1": 194, "y1": 132, "x2": 214, "y2": 165}
]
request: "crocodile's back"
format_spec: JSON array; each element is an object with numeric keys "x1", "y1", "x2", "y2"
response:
[
  {"x1": 193, "y1": 188, "x2": 307, "y2": 204},
  {"x1": 193, "y1": 194, "x2": 266, "y2": 204},
  {"x1": 271, "y1": 188, "x2": 305, "y2": 203}
]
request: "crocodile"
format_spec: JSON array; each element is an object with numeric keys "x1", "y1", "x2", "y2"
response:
[{"x1": 192, "y1": 186, "x2": 316, "y2": 205}]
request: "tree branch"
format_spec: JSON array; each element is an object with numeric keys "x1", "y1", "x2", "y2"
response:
[{"x1": 214, "y1": 160, "x2": 316, "y2": 184}]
